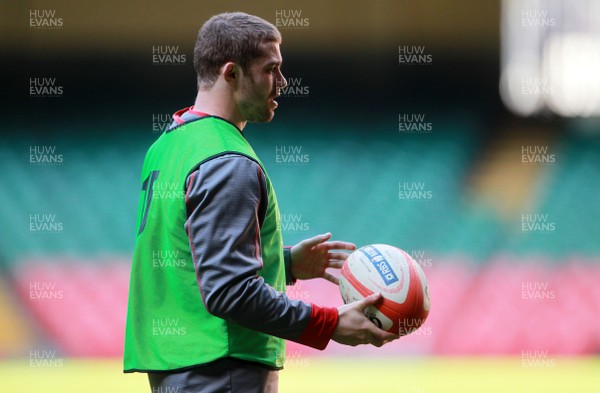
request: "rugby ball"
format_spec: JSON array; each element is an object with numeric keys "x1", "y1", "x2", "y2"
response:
[{"x1": 339, "y1": 244, "x2": 430, "y2": 336}]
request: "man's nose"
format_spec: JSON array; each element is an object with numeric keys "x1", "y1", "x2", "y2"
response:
[{"x1": 277, "y1": 73, "x2": 287, "y2": 90}]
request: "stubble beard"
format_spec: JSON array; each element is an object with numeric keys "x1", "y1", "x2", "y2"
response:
[{"x1": 239, "y1": 76, "x2": 274, "y2": 123}]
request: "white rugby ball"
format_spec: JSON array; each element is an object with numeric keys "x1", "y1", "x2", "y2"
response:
[{"x1": 339, "y1": 244, "x2": 430, "y2": 335}]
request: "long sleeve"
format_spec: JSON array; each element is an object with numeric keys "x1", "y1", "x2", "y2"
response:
[{"x1": 184, "y1": 153, "x2": 338, "y2": 349}]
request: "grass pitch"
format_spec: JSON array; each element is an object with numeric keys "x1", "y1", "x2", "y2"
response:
[{"x1": 1, "y1": 357, "x2": 598, "y2": 393}]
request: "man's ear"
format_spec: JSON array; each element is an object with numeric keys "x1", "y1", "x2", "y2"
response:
[{"x1": 222, "y1": 62, "x2": 237, "y2": 83}]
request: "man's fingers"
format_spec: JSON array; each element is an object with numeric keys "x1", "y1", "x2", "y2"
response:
[
  {"x1": 327, "y1": 260, "x2": 344, "y2": 269},
  {"x1": 381, "y1": 331, "x2": 399, "y2": 343},
  {"x1": 369, "y1": 335, "x2": 384, "y2": 347},
  {"x1": 323, "y1": 272, "x2": 339, "y2": 285},
  {"x1": 328, "y1": 252, "x2": 351, "y2": 261},
  {"x1": 357, "y1": 295, "x2": 397, "y2": 345},
  {"x1": 301, "y1": 233, "x2": 332, "y2": 248},
  {"x1": 299, "y1": 234, "x2": 356, "y2": 252},
  {"x1": 368, "y1": 326, "x2": 398, "y2": 347},
  {"x1": 322, "y1": 241, "x2": 356, "y2": 251}
]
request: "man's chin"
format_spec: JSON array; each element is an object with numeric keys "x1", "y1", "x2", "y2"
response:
[{"x1": 247, "y1": 111, "x2": 275, "y2": 123}]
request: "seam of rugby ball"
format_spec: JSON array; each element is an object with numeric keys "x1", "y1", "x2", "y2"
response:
[
  {"x1": 341, "y1": 263, "x2": 372, "y2": 298},
  {"x1": 399, "y1": 248, "x2": 424, "y2": 318},
  {"x1": 409, "y1": 258, "x2": 430, "y2": 326}
]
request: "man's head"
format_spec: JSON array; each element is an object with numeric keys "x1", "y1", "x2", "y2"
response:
[
  {"x1": 194, "y1": 12, "x2": 281, "y2": 89},
  {"x1": 193, "y1": 12, "x2": 287, "y2": 125}
]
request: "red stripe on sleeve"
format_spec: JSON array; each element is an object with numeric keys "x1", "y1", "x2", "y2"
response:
[{"x1": 296, "y1": 304, "x2": 339, "y2": 350}]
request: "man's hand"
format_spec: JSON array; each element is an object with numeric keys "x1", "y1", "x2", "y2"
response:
[
  {"x1": 332, "y1": 293, "x2": 399, "y2": 347},
  {"x1": 290, "y1": 233, "x2": 355, "y2": 284}
]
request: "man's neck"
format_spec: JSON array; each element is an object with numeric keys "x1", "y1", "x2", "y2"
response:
[{"x1": 193, "y1": 89, "x2": 246, "y2": 131}]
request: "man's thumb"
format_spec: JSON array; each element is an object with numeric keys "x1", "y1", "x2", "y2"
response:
[{"x1": 359, "y1": 293, "x2": 383, "y2": 310}]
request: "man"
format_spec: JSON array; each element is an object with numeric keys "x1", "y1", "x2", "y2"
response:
[{"x1": 124, "y1": 12, "x2": 397, "y2": 393}]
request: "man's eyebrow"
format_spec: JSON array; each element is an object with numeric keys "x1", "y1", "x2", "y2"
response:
[{"x1": 265, "y1": 59, "x2": 282, "y2": 67}]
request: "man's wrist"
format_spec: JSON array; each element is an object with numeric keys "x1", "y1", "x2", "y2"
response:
[
  {"x1": 296, "y1": 304, "x2": 339, "y2": 350},
  {"x1": 283, "y1": 246, "x2": 297, "y2": 285}
]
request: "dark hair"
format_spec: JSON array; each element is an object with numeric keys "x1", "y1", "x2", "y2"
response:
[{"x1": 194, "y1": 12, "x2": 281, "y2": 88}]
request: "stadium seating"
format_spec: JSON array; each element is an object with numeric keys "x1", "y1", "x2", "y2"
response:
[
  {"x1": 2, "y1": 123, "x2": 600, "y2": 357},
  {"x1": 9, "y1": 256, "x2": 600, "y2": 357},
  {"x1": 13, "y1": 258, "x2": 130, "y2": 357}
]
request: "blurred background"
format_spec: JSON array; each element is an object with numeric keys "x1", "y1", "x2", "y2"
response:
[{"x1": 1, "y1": 0, "x2": 599, "y2": 392}]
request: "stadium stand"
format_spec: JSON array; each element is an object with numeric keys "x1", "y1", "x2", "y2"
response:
[{"x1": 1, "y1": 122, "x2": 599, "y2": 357}]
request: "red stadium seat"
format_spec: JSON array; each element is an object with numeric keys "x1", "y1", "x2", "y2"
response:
[
  {"x1": 13, "y1": 258, "x2": 130, "y2": 357},
  {"x1": 9, "y1": 256, "x2": 600, "y2": 356}
]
